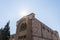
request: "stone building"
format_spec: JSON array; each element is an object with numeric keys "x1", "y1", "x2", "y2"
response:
[
  {"x1": 59, "y1": 37, "x2": 60, "y2": 40},
  {"x1": 9, "y1": 13, "x2": 59, "y2": 40}
]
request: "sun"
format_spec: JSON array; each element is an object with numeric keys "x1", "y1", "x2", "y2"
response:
[
  {"x1": 20, "y1": 10, "x2": 28, "y2": 17},
  {"x1": 17, "y1": 9, "x2": 30, "y2": 18},
  {"x1": 17, "y1": 4, "x2": 30, "y2": 18}
]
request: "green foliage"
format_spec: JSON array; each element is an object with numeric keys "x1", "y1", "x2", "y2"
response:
[{"x1": 0, "y1": 21, "x2": 10, "y2": 40}]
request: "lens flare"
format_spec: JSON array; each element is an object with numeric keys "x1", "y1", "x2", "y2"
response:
[{"x1": 17, "y1": 9, "x2": 30, "y2": 18}]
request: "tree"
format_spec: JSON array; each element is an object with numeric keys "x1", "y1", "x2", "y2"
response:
[
  {"x1": 0, "y1": 28, "x2": 3, "y2": 40},
  {"x1": 0, "y1": 21, "x2": 10, "y2": 40},
  {"x1": 2, "y1": 21, "x2": 10, "y2": 40}
]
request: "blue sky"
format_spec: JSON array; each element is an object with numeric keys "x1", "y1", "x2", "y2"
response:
[{"x1": 0, "y1": 0, "x2": 60, "y2": 36}]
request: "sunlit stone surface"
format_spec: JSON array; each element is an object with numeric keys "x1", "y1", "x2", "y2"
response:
[{"x1": 9, "y1": 13, "x2": 59, "y2": 40}]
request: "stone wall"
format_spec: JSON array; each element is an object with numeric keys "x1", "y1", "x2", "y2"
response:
[
  {"x1": 32, "y1": 17, "x2": 59, "y2": 40},
  {"x1": 9, "y1": 13, "x2": 59, "y2": 40},
  {"x1": 9, "y1": 34, "x2": 15, "y2": 40}
]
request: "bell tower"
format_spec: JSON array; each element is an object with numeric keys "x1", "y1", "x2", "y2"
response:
[{"x1": 15, "y1": 13, "x2": 35, "y2": 40}]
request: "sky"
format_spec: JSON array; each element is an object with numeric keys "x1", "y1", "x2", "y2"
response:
[{"x1": 0, "y1": 0, "x2": 60, "y2": 36}]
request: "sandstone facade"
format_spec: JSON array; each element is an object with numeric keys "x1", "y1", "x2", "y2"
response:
[{"x1": 9, "y1": 13, "x2": 59, "y2": 40}]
